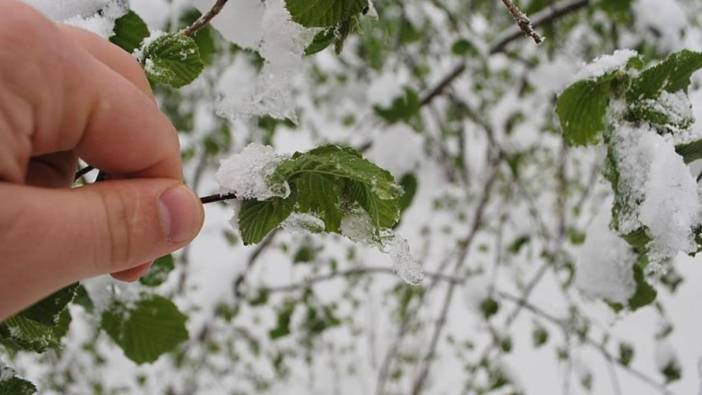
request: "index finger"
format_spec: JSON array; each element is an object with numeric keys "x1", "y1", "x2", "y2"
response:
[{"x1": 1, "y1": 2, "x2": 183, "y2": 180}]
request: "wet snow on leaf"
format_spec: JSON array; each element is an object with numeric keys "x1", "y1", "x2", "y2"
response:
[{"x1": 215, "y1": 143, "x2": 290, "y2": 200}]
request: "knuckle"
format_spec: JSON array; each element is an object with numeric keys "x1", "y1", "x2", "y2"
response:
[{"x1": 95, "y1": 188, "x2": 134, "y2": 270}]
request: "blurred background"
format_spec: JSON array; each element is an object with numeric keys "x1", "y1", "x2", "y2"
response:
[{"x1": 8, "y1": 0, "x2": 702, "y2": 394}]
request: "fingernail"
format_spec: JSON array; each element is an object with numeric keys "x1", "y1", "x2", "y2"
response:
[{"x1": 158, "y1": 184, "x2": 202, "y2": 243}]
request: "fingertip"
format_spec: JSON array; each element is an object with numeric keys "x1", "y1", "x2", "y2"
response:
[
  {"x1": 158, "y1": 184, "x2": 205, "y2": 244},
  {"x1": 111, "y1": 262, "x2": 152, "y2": 282}
]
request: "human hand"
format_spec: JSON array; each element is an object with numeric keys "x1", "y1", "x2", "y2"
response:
[{"x1": 0, "y1": 1, "x2": 204, "y2": 320}]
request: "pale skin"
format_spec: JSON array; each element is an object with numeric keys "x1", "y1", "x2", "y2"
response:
[{"x1": 0, "y1": 1, "x2": 205, "y2": 320}]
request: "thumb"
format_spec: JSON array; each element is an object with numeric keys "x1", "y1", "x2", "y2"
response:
[{"x1": 0, "y1": 179, "x2": 203, "y2": 317}]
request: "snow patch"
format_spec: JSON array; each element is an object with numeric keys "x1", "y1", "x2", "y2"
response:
[
  {"x1": 22, "y1": 0, "x2": 127, "y2": 38},
  {"x1": 202, "y1": 0, "x2": 315, "y2": 119},
  {"x1": 215, "y1": 143, "x2": 290, "y2": 200},
  {"x1": 575, "y1": 205, "x2": 637, "y2": 305},
  {"x1": 639, "y1": 134, "x2": 699, "y2": 268},
  {"x1": 282, "y1": 213, "x2": 326, "y2": 234},
  {"x1": 575, "y1": 49, "x2": 637, "y2": 81}
]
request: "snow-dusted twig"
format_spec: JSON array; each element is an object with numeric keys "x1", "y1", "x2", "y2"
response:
[
  {"x1": 497, "y1": 291, "x2": 674, "y2": 395},
  {"x1": 411, "y1": 163, "x2": 500, "y2": 395},
  {"x1": 181, "y1": 0, "x2": 229, "y2": 37},
  {"x1": 500, "y1": 0, "x2": 543, "y2": 45}
]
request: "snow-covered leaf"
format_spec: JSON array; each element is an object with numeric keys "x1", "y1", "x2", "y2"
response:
[
  {"x1": 100, "y1": 295, "x2": 188, "y2": 364},
  {"x1": 142, "y1": 33, "x2": 204, "y2": 88},
  {"x1": 628, "y1": 50, "x2": 702, "y2": 100},
  {"x1": 0, "y1": 378, "x2": 36, "y2": 395},
  {"x1": 0, "y1": 313, "x2": 67, "y2": 353},
  {"x1": 19, "y1": 283, "x2": 78, "y2": 326}
]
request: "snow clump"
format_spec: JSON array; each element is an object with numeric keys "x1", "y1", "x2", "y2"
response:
[
  {"x1": 574, "y1": 49, "x2": 638, "y2": 81},
  {"x1": 21, "y1": 0, "x2": 127, "y2": 38},
  {"x1": 215, "y1": 143, "x2": 290, "y2": 200}
]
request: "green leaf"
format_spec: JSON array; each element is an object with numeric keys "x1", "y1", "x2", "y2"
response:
[
  {"x1": 627, "y1": 263, "x2": 657, "y2": 311},
  {"x1": 347, "y1": 181, "x2": 400, "y2": 229},
  {"x1": 618, "y1": 343, "x2": 634, "y2": 367},
  {"x1": 140, "y1": 254, "x2": 175, "y2": 287},
  {"x1": 273, "y1": 145, "x2": 402, "y2": 201},
  {"x1": 109, "y1": 10, "x2": 150, "y2": 53},
  {"x1": 101, "y1": 295, "x2": 189, "y2": 364},
  {"x1": 285, "y1": 0, "x2": 368, "y2": 28},
  {"x1": 556, "y1": 79, "x2": 611, "y2": 146},
  {"x1": 19, "y1": 283, "x2": 78, "y2": 326},
  {"x1": 244, "y1": 145, "x2": 402, "y2": 244},
  {"x1": 661, "y1": 360, "x2": 682, "y2": 383},
  {"x1": 397, "y1": 173, "x2": 418, "y2": 213},
  {"x1": 532, "y1": 326, "x2": 549, "y2": 347},
  {"x1": 479, "y1": 298, "x2": 500, "y2": 320},
  {"x1": 675, "y1": 139, "x2": 702, "y2": 163},
  {"x1": 374, "y1": 88, "x2": 421, "y2": 124},
  {"x1": 0, "y1": 375, "x2": 36, "y2": 395},
  {"x1": 142, "y1": 33, "x2": 204, "y2": 88},
  {"x1": 305, "y1": 27, "x2": 336, "y2": 56},
  {"x1": 295, "y1": 173, "x2": 343, "y2": 232},
  {"x1": 239, "y1": 198, "x2": 295, "y2": 245},
  {"x1": 628, "y1": 50, "x2": 702, "y2": 100},
  {"x1": 269, "y1": 300, "x2": 296, "y2": 340},
  {"x1": 451, "y1": 39, "x2": 478, "y2": 56}
]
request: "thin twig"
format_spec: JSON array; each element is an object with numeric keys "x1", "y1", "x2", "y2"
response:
[
  {"x1": 181, "y1": 0, "x2": 229, "y2": 37},
  {"x1": 232, "y1": 231, "x2": 277, "y2": 297},
  {"x1": 200, "y1": 192, "x2": 237, "y2": 204},
  {"x1": 264, "y1": 267, "x2": 461, "y2": 294},
  {"x1": 500, "y1": 0, "x2": 543, "y2": 45},
  {"x1": 497, "y1": 291, "x2": 674, "y2": 395},
  {"x1": 419, "y1": 0, "x2": 590, "y2": 106},
  {"x1": 411, "y1": 164, "x2": 500, "y2": 395},
  {"x1": 73, "y1": 165, "x2": 95, "y2": 182}
]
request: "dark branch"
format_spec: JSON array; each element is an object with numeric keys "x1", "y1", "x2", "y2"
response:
[
  {"x1": 73, "y1": 166, "x2": 96, "y2": 182},
  {"x1": 500, "y1": 0, "x2": 543, "y2": 45},
  {"x1": 200, "y1": 192, "x2": 238, "y2": 204},
  {"x1": 181, "y1": 0, "x2": 229, "y2": 37}
]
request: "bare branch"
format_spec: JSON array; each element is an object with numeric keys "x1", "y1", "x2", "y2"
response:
[
  {"x1": 181, "y1": 0, "x2": 229, "y2": 37},
  {"x1": 411, "y1": 164, "x2": 500, "y2": 395},
  {"x1": 500, "y1": 0, "x2": 543, "y2": 45},
  {"x1": 497, "y1": 291, "x2": 674, "y2": 395},
  {"x1": 264, "y1": 267, "x2": 461, "y2": 294},
  {"x1": 200, "y1": 192, "x2": 237, "y2": 204}
]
